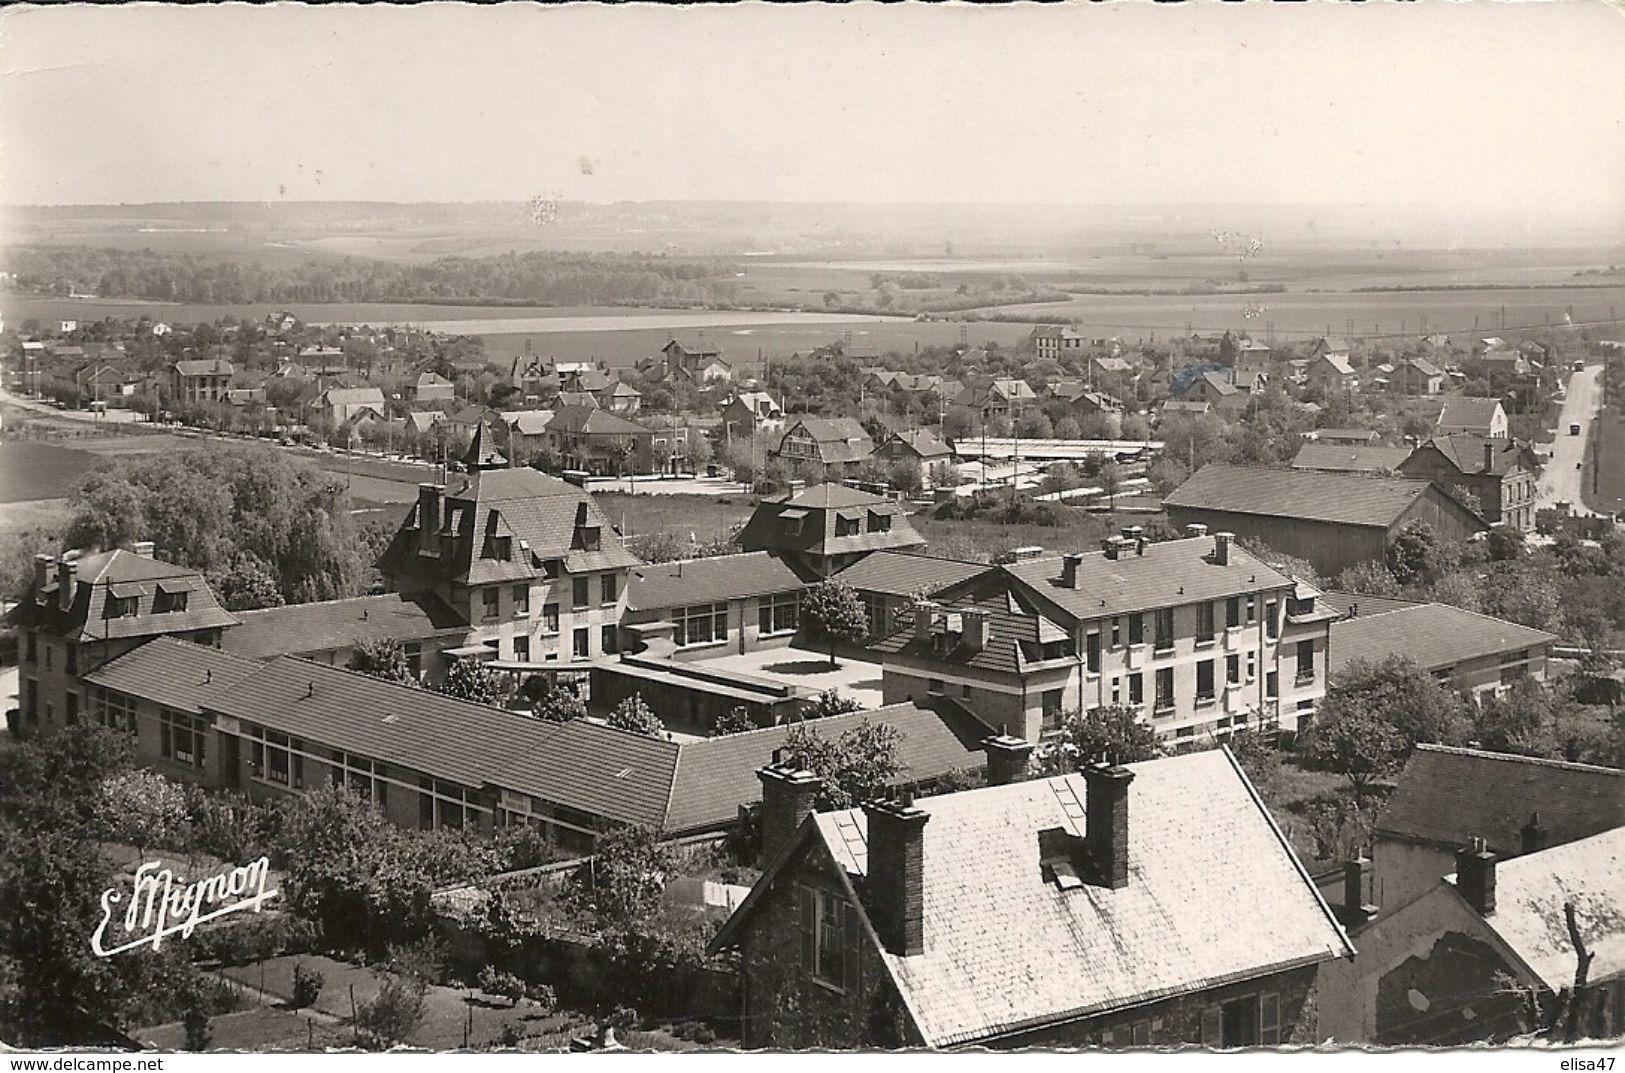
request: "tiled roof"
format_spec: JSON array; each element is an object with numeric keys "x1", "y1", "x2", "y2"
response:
[
  {"x1": 1405, "y1": 358, "x2": 1444, "y2": 377},
  {"x1": 738, "y1": 487, "x2": 927, "y2": 560},
  {"x1": 500, "y1": 410, "x2": 555, "y2": 437},
  {"x1": 1291, "y1": 444, "x2": 1412, "y2": 474},
  {"x1": 832, "y1": 551, "x2": 985, "y2": 599},
  {"x1": 1377, "y1": 744, "x2": 1624, "y2": 853},
  {"x1": 625, "y1": 551, "x2": 806, "y2": 612},
  {"x1": 174, "y1": 359, "x2": 233, "y2": 377},
  {"x1": 1313, "y1": 428, "x2": 1379, "y2": 443},
  {"x1": 1319, "y1": 589, "x2": 1426, "y2": 617},
  {"x1": 493, "y1": 718, "x2": 683, "y2": 830},
  {"x1": 785, "y1": 483, "x2": 885, "y2": 509},
  {"x1": 663, "y1": 698, "x2": 995, "y2": 834},
  {"x1": 1404, "y1": 434, "x2": 1532, "y2": 477},
  {"x1": 1185, "y1": 371, "x2": 1238, "y2": 397},
  {"x1": 1163, "y1": 464, "x2": 1452, "y2": 529},
  {"x1": 1437, "y1": 397, "x2": 1504, "y2": 433},
  {"x1": 1001, "y1": 535, "x2": 1297, "y2": 623},
  {"x1": 1327, "y1": 602, "x2": 1556, "y2": 679},
  {"x1": 321, "y1": 387, "x2": 386, "y2": 406},
  {"x1": 5, "y1": 550, "x2": 240, "y2": 643},
  {"x1": 780, "y1": 417, "x2": 873, "y2": 464},
  {"x1": 1468, "y1": 827, "x2": 1625, "y2": 991},
  {"x1": 884, "y1": 428, "x2": 953, "y2": 459},
  {"x1": 81, "y1": 636, "x2": 265, "y2": 714},
  {"x1": 768, "y1": 750, "x2": 1352, "y2": 1047},
  {"x1": 221, "y1": 592, "x2": 468, "y2": 661},
  {"x1": 1317, "y1": 355, "x2": 1356, "y2": 376},
  {"x1": 870, "y1": 581, "x2": 1066, "y2": 676}
]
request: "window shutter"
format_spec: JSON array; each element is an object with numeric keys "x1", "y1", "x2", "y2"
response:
[
  {"x1": 842, "y1": 904, "x2": 862, "y2": 993},
  {"x1": 797, "y1": 885, "x2": 816, "y2": 970},
  {"x1": 1200, "y1": 1007, "x2": 1223, "y2": 1048},
  {"x1": 1260, "y1": 992, "x2": 1281, "y2": 1045}
]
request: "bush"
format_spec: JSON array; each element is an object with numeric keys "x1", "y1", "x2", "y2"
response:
[
  {"x1": 478, "y1": 965, "x2": 526, "y2": 1006},
  {"x1": 354, "y1": 973, "x2": 427, "y2": 1050},
  {"x1": 607, "y1": 1005, "x2": 640, "y2": 1030},
  {"x1": 291, "y1": 963, "x2": 325, "y2": 1010},
  {"x1": 675, "y1": 1020, "x2": 718, "y2": 1045},
  {"x1": 525, "y1": 982, "x2": 557, "y2": 1010},
  {"x1": 183, "y1": 1005, "x2": 212, "y2": 1052},
  {"x1": 495, "y1": 1023, "x2": 526, "y2": 1049}
]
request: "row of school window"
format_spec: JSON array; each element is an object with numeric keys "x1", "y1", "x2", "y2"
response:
[
  {"x1": 1083, "y1": 598, "x2": 1280, "y2": 671},
  {"x1": 1041, "y1": 645, "x2": 1313, "y2": 731},
  {"x1": 480, "y1": 573, "x2": 619, "y2": 620}
]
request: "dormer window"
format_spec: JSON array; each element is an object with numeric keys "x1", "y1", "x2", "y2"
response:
[
  {"x1": 579, "y1": 526, "x2": 602, "y2": 552},
  {"x1": 153, "y1": 586, "x2": 189, "y2": 614},
  {"x1": 104, "y1": 594, "x2": 139, "y2": 619},
  {"x1": 868, "y1": 510, "x2": 891, "y2": 533}
]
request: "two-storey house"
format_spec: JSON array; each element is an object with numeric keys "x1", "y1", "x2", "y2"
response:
[
  {"x1": 169, "y1": 358, "x2": 234, "y2": 404},
  {"x1": 1398, "y1": 434, "x2": 1540, "y2": 531},
  {"x1": 738, "y1": 482, "x2": 925, "y2": 578},
  {"x1": 771, "y1": 417, "x2": 874, "y2": 472}
]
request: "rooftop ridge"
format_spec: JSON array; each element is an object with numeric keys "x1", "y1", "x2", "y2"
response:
[{"x1": 1413, "y1": 741, "x2": 1623, "y2": 776}]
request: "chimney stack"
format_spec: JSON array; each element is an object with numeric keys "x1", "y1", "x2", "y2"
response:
[
  {"x1": 130, "y1": 540, "x2": 156, "y2": 558},
  {"x1": 1484, "y1": 441, "x2": 1495, "y2": 473},
  {"x1": 912, "y1": 600, "x2": 937, "y2": 642},
  {"x1": 1343, "y1": 856, "x2": 1377, "y2": 924},
  {"x1": 1455, "y1": 837, "x2": 1498, "y2": 916},
  {"x1": 1125, "y1": 526, "x2": 1146, "y2": 556},
  {"x1": 1061, "y1": 553, "x2": 1084, "y2": 589},
  {"x1": 961, "y1": 609, "x2": 989, "y2": 653},
  {"x1": 417, "y1": 483, "x2": 444, "y2": 556},
  {"x1": 57, "y1": 559, "x2": 78, "y2": 613},
  {"x1": 1104, "y1": 537, "x2": 1126, "y2": 561},
  {"x1": 864, "y1": 791, "x2": 931, "y2": 956},
  {"x1": 1184, "y1": 523, "x2": 1208, "y2": 539},
  {"x1": 1214, "y1": 532, "x2": 1233, "y2": 566},
  {"x1": 982, "y1": 734, "x2": 1033, "y2": 786},
  {"x1": 1519, "y1": 812, "x2": 1548, "y2": 855},
  {"x1": 34, "y1": 554, "x2": 55, "y2": 602},
  {"x1": 756, "y1": 749, "x2": 822, "y2": 866},
  {"x1": 1083, "y1": 762, "x2": 1135, "y2": 889}
]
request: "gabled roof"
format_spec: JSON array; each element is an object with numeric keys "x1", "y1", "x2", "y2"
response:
[
  {"x1": 780, "y1": 416, "x2": 873, "y2": 464},
  {"x1": 1466, "y1": 827, "x2": 1625, "y2": 991},
  {"x1": 81, "y1": 636, "x2": 266, "y2": 714},
  {"x1": 320, "y1": 387, "x2": 386, "y2": 406},
  {"x1": 1327, "y1": 601, "x2": 1556, "y2": 679},
  {"x1": 1163, "y1": 463, "x2": 1478, "y2": 531},
  {"x1": 1437, "y1": 396, "x2": 1505, "y2": 433},
  {"x1": 625, "y1": 551, "x2": 806, "y2": 612},
  {"x1": 500, "y1": 409, "x2": 555, "y2": 437},
  {"x1": 715, "y1": 750, "x2": 1353, "y2": 1047},
  {"x1": 1376, "y1": 744, "x2": 1624, "y2": 854},
  {"x1": 870, "y1": 579, "x2": 1070, "y2": 676},
  {"x1": 1182, "y1": 371, "x2": 1239, "y2": 397},
  {"x1": 173, "y1": 359, "x2": 233, "y2": 377},
  {"x1": 1404, "y1": 357, "x2": 1444, "y2": 377},
  {"x1": 1404, "y1": 434, "x2": 1534, "y2": 477},
  {"x1": 832, "y1": 550, "x2": 985, "y2": 599},
  {"x1": 221, "y1": 592, "x2": 468, "y2": 661},
  {"x1": 738, "y1": 484, "x2": 926, "y2": 560},
  {"x1": 4, "y1": 549, "x2": 240, "y2": 642},
  {"x1": 1291, "y1": 444, "x2": 1412, "y2": 475}
]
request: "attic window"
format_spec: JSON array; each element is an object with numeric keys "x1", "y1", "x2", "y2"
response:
[
  {"x1": 153, "y1": 587, "x2": 189, "y2": 614},
  {"x1": 868, "y1": 510, "x2": 891, "y2": 533},
  {"x1": 1038, "y1": 827, "x2": 1088, "y2": 891},
  {"x1": 579, "y1": 526, "x2": 602, "y2": 552}
]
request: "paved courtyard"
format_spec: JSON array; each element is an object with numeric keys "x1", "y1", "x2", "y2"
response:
[{"x1": 692, "y1": 645, "x2": 886, "y2": 711}]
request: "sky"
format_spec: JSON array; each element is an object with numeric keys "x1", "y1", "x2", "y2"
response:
[{"x1": 2, "y1": 2, "x2": 1623, "y2": 226}]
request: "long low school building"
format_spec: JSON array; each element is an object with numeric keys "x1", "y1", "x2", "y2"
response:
[{"x1": 80, "y1": 636, "x2": 998, "y2": 852}]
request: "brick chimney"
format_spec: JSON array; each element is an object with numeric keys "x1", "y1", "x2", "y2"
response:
[
  {"x1": 912, "y1": 600, "x2": 937, "y2": 642},
  {"x1": 1455, "y1": 837, "x2": 1497, "y2": 915},
  {"x1": 34, "y1": 554, "x2": 55, "y2": 603},
  {"x1": 1184, "y1": 523, "x2": 1208, "y2": 539},
  {"x1": 1103, "y1": 537, "x2": 1123, "y2": 561},
  {"x1": 961, "y1": 608, "x2": 989, "y2": 652},
  {"x1": 1083, "y1": 762, "x2": 1134, "y2": 889},
  {"x1": 417, "y1": 484, "x2": 444, "y2": 556},
  {"x1": 1125, "y1": 526, "x2": 1146, "y2": 555},
  {"x1": 982, "y1": 733, "x2": 1033, "y2": 786},
  {"x1": 1520, "y1": 812, "x2": 1548, "y2": 854},
  {"x1": 129, "y1": 540, "x2": 156, "y2": 558},
  {"x1": 1214, "y1": 531, "x2": 1233, "y2": 566},
  {"x1": 1061, "y1": 553, "x2": 1084, "y2": 588},
  {"x1": 756, "y1": 749, "x2": 822, "y2": 866},
  {"x1": 1343, "y1": 856, "x2": 1377, "y2": 924},
  {"x1": 864, "y1": 790, "x2": 931, "y2": 956},
  {"x1": 57, "y1": 558, "x2": 78, "y2": 613},
  {"x1": 1484, "y1": 441, "x2": 1495, "y2": 473}
]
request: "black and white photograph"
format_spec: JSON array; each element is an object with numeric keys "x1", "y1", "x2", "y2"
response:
[{"x1": 0, "y1": 1, "x2": 1622, "y2": 1059}]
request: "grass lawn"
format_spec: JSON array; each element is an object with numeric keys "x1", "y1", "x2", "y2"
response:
[
  {"x1": 1252, "y1": 757, "x2": 1388, "y2": 874},
  {"x1": 596, "y1": 491, "x2": 756, "y2": 544},
  {"x1": 1582, "y1": 410, "x2": 1625, "y2": 516}
]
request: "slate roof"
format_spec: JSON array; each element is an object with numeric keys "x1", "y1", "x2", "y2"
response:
[
  {"x1": 1163, "y1": 464, "x2": 1467, "y2": 530},
  {"x1": 1404, "y1": 434, "x2": 1534, "y2": 477},
  {"x1": 778, "y1": 417, "x2": 874, "y2": 465},
  {"x1": 1377, "y1": 744, "x2": 1624, "y2": 854},
  {"x1": 1000, "y1": 535, "x2": 1298, "y2": 624},
  {"x1": 1405, "y1": 357, "x2": 1444, "y2": 377},
  {"x1": 1327, "y1": 602, "x2": 1556, "y2": 680},
  {"x1": 1159, "y1": 400, "x2": 1211, "y2": 415},
  {"x1": 882, "y1": 428, "x2": 953, "y2": 459},
  {"x1": 4, "y1": 549, "x2": 240, "y2": 643},
  {"x1": 717, "y1": 749, "x2": 1352, "y2": 1047},
  {"x1": 1437, "y1": 397, "x2": 1505, "y2": 434},
  {"x1": 625, "y1": 551, "x2": 807, "y2": 612},
  {"x1": 738, "y1": 484, "x2": 926, "y2": 560},
  {"x1": 321, "y1": 387, "x2": 386, "y2": 407},
  {"x1": 1312, "y1": 428, "x2": 1380, "y2": 444},
  {"x1": 376, "y1": 467, "x2": 640, "y2": 586},
  {"x1": 1291, "y1": 444, "x2": 1413, "y2": 474},
  {"x1": 547, "y1": 405, "x2": 648, "y2": 436},
  {"x1": 81, "y1": 636, "x2": 266, "y2": 714},
  {"x1": 785, "y1": 482, "x2": 885, "y2": 510},
  {"x1": 500, "y1": 410, "x2": 555, "y2": 437},
  {"x1": 1183, "y1": 371, "x2": 1239, "y2": 398},
  {"x1": 221, "y1": 592, "x2": 468, "y2": 660},
  {"x1": 174, "y1": 359, "x2": 233, "y2": 377},
  {"x1": 1466, "y1": 827, "x2": 1625, "y2": 990},
  {"x1": 1315, "y1": 354, "x2": 1356, "y2": 377},
  {"x1": 1320, "y1": 589, "x2": 1427, "y2": 617},
  {"x1": 870, "y1": 581, "x2": 1070, "y2": 677},
  {"x1": 832, "y1": 551, "x2": 986, "y2": 599},
  {"x1": 663, "y1": 698, "x2": 996, "y2": 834}
]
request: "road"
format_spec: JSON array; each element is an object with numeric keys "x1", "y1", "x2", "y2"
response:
[{"x1": 1536, "y1": 363, "x2": 1603, "y2": 512}]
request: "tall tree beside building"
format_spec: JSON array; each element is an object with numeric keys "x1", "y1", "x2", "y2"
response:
[
  {"x1": 799, "y1": 579, "x2": 868, "y2": 669},
  {"x1": 1032, "y1": 706, "x2": 1165, "y2": 776}
]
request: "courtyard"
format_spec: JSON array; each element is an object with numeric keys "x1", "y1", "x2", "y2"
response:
[{"x1": 690, "y1": 644, "x2": 886, "y2": 711}]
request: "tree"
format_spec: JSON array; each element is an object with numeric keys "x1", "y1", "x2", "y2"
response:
[
  {"x1": 567, "y1": 825, "x2": 675, "y2": 928},
  {"x1": 1304, "y1": 656, "x2": 1469, "y2": 793},
  {"x1": 808, "y1": 688, "x2": 862, "y2": 719},
  {"x1": 783, "y1": 718, "x2": 904, "y2": 810},
  {"x1": 436, "y1": 658, "x2": 502, "y2": 704},
  {"x1": 96, "y1": 769, "x2": 189, "y2": 861},
  {"x1": 1032, "y1": 706, "x2": 1164, "y2": 777},
  {"x1": 607, "y1": 693, "x2": 665, "y2": 738},
  {"x1": 711, "y1": 705, "x2": 758, "y2": 736},
  {"x1": 350, "y1": 638, "x2": 420, "y2": 688},
  {"x1": 533, "y1": 686, "x2": 588, "y2": 724},
  {"x1": 1335, "y1": 560, "x2": 1401, "y2": 596},
  {"x1": 1226, "y1": 728, "x2": 1281, "y2": 793},
  {"x1": 800, "y1": 579, "x2": 869, "y2": 669},
  {"x1": 1097, "y1": 460, "x2": 1123, "y2": 509},
  {"x1": 1387, "y1": 521, "x2": 1451, "y2": 588},
  {"x1": 209, "y1": 553, "x2": 286, "y2": 612}
]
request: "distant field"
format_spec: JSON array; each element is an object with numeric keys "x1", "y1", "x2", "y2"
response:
[
  {"x1": 0, "y1": 441, "x2": 97, "y2": 503},
  {"x1": 596, "y1": 491, "x2": 755, "y2": 544}
]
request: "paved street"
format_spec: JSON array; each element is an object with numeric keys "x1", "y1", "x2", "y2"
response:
[{"x1": 1537, "y1": 363, "x2": 1603, "y2": 512}]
